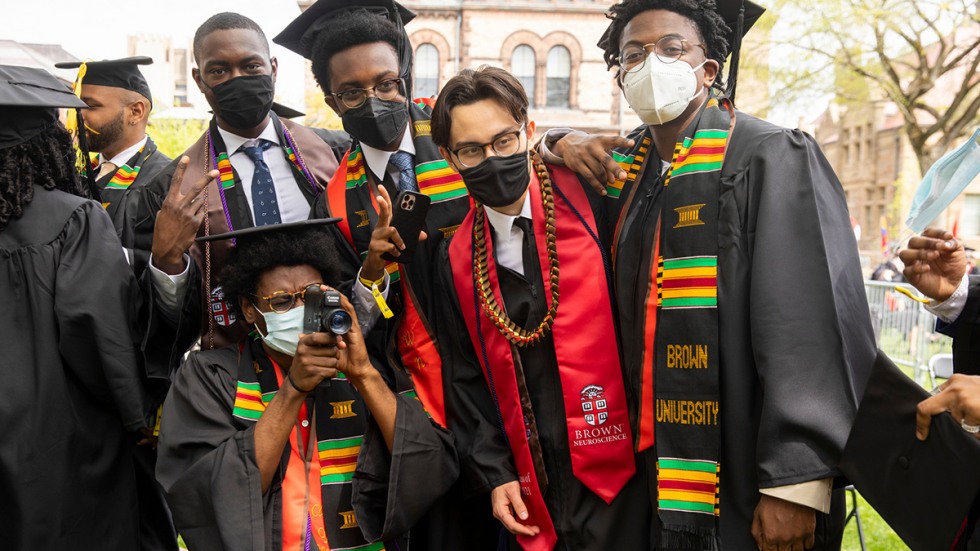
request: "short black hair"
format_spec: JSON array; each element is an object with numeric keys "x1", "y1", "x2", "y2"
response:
[
  {"x1": 601, "y1": 0, "x2": 731, "y2": 87},
  {"x1": 220, "y1": 226, "x2": 343, "y2": 314},
  {"x1": 0, "y1": 123, "x2": 86, "y2": 231},
  {"x1": 431, "y1": 66, "x2": 528, "y2": 149},
  {"x1": 194, "y1": 12, "x2": 269, "y2": 64},
  {"x1": 309, "y1": 9, "x2": 402, "y2": 93}
]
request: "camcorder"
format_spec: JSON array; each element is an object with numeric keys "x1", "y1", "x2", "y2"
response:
[{"x1": 303, "y1": 287, "x2": 352, "y2": 335}]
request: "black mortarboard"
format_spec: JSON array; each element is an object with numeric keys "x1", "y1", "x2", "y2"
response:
[
  {"x1": 839, "y1": 350, "x2": 980, "y2": 550},
  {"x1": 55, "y1": 57, "x2": 154, "y2": 106},
  {"x1": 272, "y1": 102, "x2": 305, "y2": 119},
  {"x1": 0, "y1": 65, "x2": 88, "y2": 150},
  {"x1": 273, "y1": 0, "x2": 416, "y2": 94},
  {"x1": 196, "y1": 218, "x2": 342, "y2": 244}
]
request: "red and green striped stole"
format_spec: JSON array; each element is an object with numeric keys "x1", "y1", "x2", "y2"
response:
[
  {"x1": 104, "y1": 163, "x2": 139, "y2": 189},
  {"x1": 232, "y1": 381, "x2": 274, "y2": 421},
  {"x1": 345, "y1": 147, "x2": 369, "y2": 189},
  {"x1": 656, "y1": 458, "x2": 720, "y2": 516},
  {"x1": 317, "y1": 435, "x2": 362, "y2": 485},
  {"x1": 415, "y1": 158, "x2": 467, "y2": 202},
  {"x1": 607, "y1": 135, "x2": 651, "y2": 198},
  {"x1": 215, "y1": 152, "x2": 235, "y2": 190},
  {"x1": 651, "y1": 94, "x2": 733, "y2": 545}
]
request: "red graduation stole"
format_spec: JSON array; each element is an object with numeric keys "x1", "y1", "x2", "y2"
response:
[{"x1": 449, "y1": 166, "x2": 635, "y2": 551}]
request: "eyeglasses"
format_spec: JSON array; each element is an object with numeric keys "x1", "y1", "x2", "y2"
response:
[
  {"x1": 450, "y1": 124, "x2": 527, "y2": 168},
  {"x1": 617, "y1": 35, "x2": 707, "y2": 74},
  {"x1": 330, "y1": 78, "x2": 404, "y2": 109},
  {"x1": 253, "y1": 282, "x2": 322, "y2": 313}
]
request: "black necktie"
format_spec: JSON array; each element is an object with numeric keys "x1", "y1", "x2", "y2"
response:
[{"x1": 513, "y1": 217, "x2": 538, "y2": 281}]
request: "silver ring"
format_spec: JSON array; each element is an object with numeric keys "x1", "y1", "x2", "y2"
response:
[{"x1": 961, "y1": 419, "x2": 980, "y2": 434}]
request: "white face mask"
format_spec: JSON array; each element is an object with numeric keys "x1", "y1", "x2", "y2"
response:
[
  {"x1": 255, "y1": 306, "x2": 305, "y2": 357},
  {"x1": 622, "y1": 56, "x2": 706, "y2": 126}
]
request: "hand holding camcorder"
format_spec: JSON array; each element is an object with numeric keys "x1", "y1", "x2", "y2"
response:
[{"x1": 303, "y1": 287, "x2": 353, "y2": 335}]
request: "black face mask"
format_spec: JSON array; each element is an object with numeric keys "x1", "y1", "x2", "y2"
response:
[
  {"x1": 208, "y1": 75, "x2": 274, "y2": 130},
  {"x1": 341, "y1": 97, "x2": 410, "y2": 149},
  {"x1": 458, "y1": 151, "x2": 530, "y2": 208}
]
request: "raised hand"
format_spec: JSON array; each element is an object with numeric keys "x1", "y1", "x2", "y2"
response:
[
  {"x1": 151, "y1": 156, "x2": 218, "y2": 274},
  {"x1": 899, "y1": 227, "x2": 967, "y2": 302}
]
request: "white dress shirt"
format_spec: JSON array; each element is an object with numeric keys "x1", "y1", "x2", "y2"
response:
[
  {"x1": 360, "y1": 128, "x2": 416, "y2": 188},
  {"x1": 102, "y1": 135, "x2": 148, "y2": 169},
  {"x1": 484, "y1": 196, "x2": 534, "y2": 276},
  {"x1": 216, "y1": 123, "x2": 311, "y2": 224},
  {"x1": 926, "y1": 274, "x2": 970, "y2": 323}
]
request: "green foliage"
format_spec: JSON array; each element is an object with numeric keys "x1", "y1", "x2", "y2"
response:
[
  {"x1": 147, "y1": 118, "x2": 208, "y2": 159},
  {"x1": 842, "y1": 491, "x2": 910, "y2": 550}
]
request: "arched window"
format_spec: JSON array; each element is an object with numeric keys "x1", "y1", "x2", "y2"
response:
[
  {"x1": 414, "y1": 43, "x2": 439, "y2": 99},
  {"x1": 546, "y1": 46, "x2": 571, "y2": 108},
  {"x1": 511, "y1": 45, "x2": 536, "y2": 106}
]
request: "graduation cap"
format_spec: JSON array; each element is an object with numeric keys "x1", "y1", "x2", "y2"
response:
[
  {"x1": 839, "y1": 350, "x2": 980, "y2": 550},
  {"x1": 54, "y1": 56, "x2": 154, "y2": 106},
  {"x1": 196, "y1": 218, "x2": 342, "y2": 244},
  {"x1": 273, "y1": 0, "x2": 416, "y2": 94},
  {"x1": 0, "y1": 64, "x2": 88, "y2": 150}
]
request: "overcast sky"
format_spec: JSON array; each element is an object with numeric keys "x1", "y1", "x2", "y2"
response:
[{"x1": 5, "y1": 0, "x2": 312, "y2": 107}]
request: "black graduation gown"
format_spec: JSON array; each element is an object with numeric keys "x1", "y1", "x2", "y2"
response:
[
  {"x1": 941, "y1": 275, "x2": 980, "y2": 376},
  {"x1": 95, "y1": 135, "x2": 178, "y2": 551},
  {"x1": 0, "y1": 186, "x2": 147, "y2": 550},
  {"x1": 613, "y1": 113, "x2": 877, "y2": 548},
  {"x1": 97, "y1": 135, "x2": 172, "y2": 276},
  {"x1": 435, "y1": 220, "x2": 653, "y2": 551}
]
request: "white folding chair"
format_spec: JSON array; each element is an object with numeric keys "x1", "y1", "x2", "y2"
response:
[{"x1": 926, "y1": 353, "x2": 954, "y2": 389}]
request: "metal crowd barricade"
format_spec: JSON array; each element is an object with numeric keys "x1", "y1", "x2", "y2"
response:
[{"x1": 863, "y1": 280, "x2": 952, "y2": 386}]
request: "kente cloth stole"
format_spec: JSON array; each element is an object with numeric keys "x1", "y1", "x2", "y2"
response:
[
  {"x1": 205, "y1": 113, "x2": 319, "y2": 235},
  {"x1": 232, "y1": 336, "x2": 385, "y2": 551},
  {"x1": 89, "y1": 139, "x2": 155, "y2": 209},
  {"x1": 643, "y1": 95, "x2": 734, "y2": 548},
  {"x1": 449, "y1": 166, "x2": 636, "y2": 551},
  {"x1": 324, "y1": 98, "x2": 470, "y2": 429}
]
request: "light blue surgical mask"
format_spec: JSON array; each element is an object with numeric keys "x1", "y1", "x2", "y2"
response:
[
  {"x1": 906, "y1": 127, "x2": 980, "y2": 233},
  {"x1": 255, "y1": 306, "x2": 305, "y2": 357}
]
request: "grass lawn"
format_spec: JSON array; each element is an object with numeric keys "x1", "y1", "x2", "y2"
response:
[{"x1": 843, "y1": 491, "x2": 909, "y2": 550}]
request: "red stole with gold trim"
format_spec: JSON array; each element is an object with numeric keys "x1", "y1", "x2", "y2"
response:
[{"x1": 449, "y1": 167, "x2": 636, "y2": 551}]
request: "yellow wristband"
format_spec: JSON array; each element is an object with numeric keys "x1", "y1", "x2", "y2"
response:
[
  {"x1": 372, "y1": 282, "x2": 395, "y2": 319},
  {"x1": 359, "y1": 274, "x2": 385, "y2": 288}
]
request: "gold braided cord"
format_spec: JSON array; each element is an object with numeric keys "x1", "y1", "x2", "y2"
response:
[{"x1": 472, "y1": 151, "x2": 559, "y2": 347}]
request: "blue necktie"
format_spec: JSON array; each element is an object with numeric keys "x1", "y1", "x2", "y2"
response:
[
  {"x1": 388, "y1": 150, "x2": 418, "y2": 192},
  {"x1": 241, "y1": 139, "x2": 281, "y2": 226}
]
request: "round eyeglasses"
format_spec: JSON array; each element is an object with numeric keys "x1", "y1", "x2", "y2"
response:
[
  {"x1": 617, "y1": 35, "x2": 707, "y2": 74},
  {"x1": 253, "y1": 283, "x2": 322, "y2": 313},
  {"x1": 450, "y1": 124, "x2": 527, "y2": 168},
  {"x1": 330, "y1": 78, "x2": 404, "y2": 109}
]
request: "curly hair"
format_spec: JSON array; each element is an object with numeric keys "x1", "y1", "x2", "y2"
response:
[
  {"x1": 308, "y1": 9, "x2": 403, "y2": 93},
  {"x1": 220, "y1": 225, "x2": 343, "y2": 314},
  {"x1": 600, "y1": 0, "x2": 731, "y2": 88},
  {"x1": 0, "y1": 120, "x2": 86, "y2": 232}
]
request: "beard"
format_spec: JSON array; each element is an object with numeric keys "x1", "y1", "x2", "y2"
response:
[{"x1": 86, "y1": 112, "x2": 125, "y2": 153}]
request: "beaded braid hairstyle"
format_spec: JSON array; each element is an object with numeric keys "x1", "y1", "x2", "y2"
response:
[
  {"x1": 0, "y1": 122, "x2": 88, "y2": 232},
  {"x1": 431, "y1": 66, "x2": 561, "y2": 347}
]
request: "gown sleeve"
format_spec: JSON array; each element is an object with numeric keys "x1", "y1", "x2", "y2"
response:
[
  {"x1": 55, "y1": 201, "x2": 147, "y2": 430},
  {"x1": 736, "y1": 128, "x2": 877, "y2": 487},
  {"x1": 352, "y1": 392, "x2": 460, "y2": 542},
  {"x1": 155, "y1": 351, "x2": 268, "y2": 551},
  {"x1": 948, "y1": 275, "x2": 980, "y2": 375},
  {"x1": 133, "y1": 161, "x2": 204, "y2": 384},
  {"x1": 435, "y1": 241, "x2": 519, "y2": 495}
]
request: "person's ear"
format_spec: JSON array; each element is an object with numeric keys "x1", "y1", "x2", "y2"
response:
[
  {"x1": 241, "y1": 297, "x2": 259, "y2": 325},
  {"x1": 130, "y1": 99, "x2": 148, "y2": 125},
  {"x1": 192, "y1": 68, "x2": 206, "y2": 94},
  {"x1": 324, "y1": 93, "x2": 341, "y2": 115},
  {"x1": 270, "y1": 56, "x2": 278, "y2": 82},
  {"x1": 702, "y1": 59, "x2": 719, "y2": 89},
  {"x1": 440, "y1": 146, "x2": 456, "y2": 169},
  {"x1": 526, "y1": 120, "x2": 536, "y2": 143}
]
